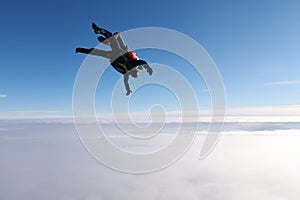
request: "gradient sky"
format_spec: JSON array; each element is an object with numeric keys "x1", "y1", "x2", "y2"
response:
[{"x1": 1, "y1": 0, "x2": 300, "y2": 118}]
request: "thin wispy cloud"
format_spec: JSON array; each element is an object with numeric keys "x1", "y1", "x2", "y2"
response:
[
  {"x1": 0, "y1": 110, "x2": 68, "y2": 119},
  {"x1": 0, "y1": 94, "x2": 7, "y2": 99},
  {"x1": 264, "y1": 80, "x2": 300, "y2": 86},
  {"x1": 199, "y1": 89, "x2": 209, "y2": 93},
  {"x1": 10, "y1": 110, "x2": 64, "y2": 114}
]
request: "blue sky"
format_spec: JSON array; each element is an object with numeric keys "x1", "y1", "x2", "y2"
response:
[{"x1": 1, "y1": 0, "x2": 300, "y2": 117}]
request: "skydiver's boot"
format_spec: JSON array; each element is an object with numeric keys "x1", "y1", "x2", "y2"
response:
[
  {"x1": 75, "y1": 47, "x2": 83, "y2": 53},
  {"x1": 98, "y1": 36, "x2": 111, "y2": 45},
  {"x1": 75, "y1": 47, "x2": 92, "y2": 54},
  {"x1": 92, "y1": 22, "x2": 101, "y2": 34},
  {"x1": 92, "y1": 22, "x2": 112, "y2": 38}
]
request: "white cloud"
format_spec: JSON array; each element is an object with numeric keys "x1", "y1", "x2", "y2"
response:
[
  {"x1": 224, "y1": 105, "x2": 300, "y2": 122},
  {"x1": 96, "y1": 105, "x2": 300, "y2": 123},
  {"x1": 0, "y1": 110, "x2": 69, "y2": 119},
  {"x1": 0, "y1": 94, "x2": 7, "y2": 99},
  {"x1": 2, "y1": 105, "x2": 300, "y2": 122},
  {"x1": 10, "y1": 110, "x2": 64, "y2": 114},
  {"x1": 265, "y1": 80, "x2": 300, "y2": 86},
  {"x1": 1, "y1": 121, "x2": 300, "y2": 200}
]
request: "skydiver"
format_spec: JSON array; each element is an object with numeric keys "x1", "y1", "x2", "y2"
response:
[{"x1": 76, "y1": 23, "x2": 153, "y2": 96}]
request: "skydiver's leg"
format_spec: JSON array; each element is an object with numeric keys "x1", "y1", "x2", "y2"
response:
[
  {"x1": 92, "y1": 27, "x2": 119, "y2": 51},
  {"x1": 91, "y1": 23, "x2": 123, "y2": 60},
  {"x1": 99, "y1": 34, "x2": 124, "y2": 61},
  {"x1": 94, "y1": 36, "x2": 122, "y2": 62},
  {"x1": 113, "y1": 32, "x2": 129, "y2": 53},
  {"x1": 97, "y1": 35, "x2": 120, "y2": 52},
  {"x1": 75, "y1": 47, "x2": 112, "y2": 59},
  {"x1": 92, "y1": 23, "x2": 113, "y2": 38},
  {"x1": 91, "y1": 23, "x2": 125, "y2": 51},
  {"x1": 98, "y1": 36, "x2": 110, "y2": 45}
]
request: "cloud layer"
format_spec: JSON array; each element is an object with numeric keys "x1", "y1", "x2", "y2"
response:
[{"x1": 1, "y1": 120, "x2": 300, "y2": 200}]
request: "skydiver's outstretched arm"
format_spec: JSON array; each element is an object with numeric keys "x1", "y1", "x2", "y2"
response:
[
  {"x1": 142, "y1": 63, "x2": 153, "y2": 75},
  {"x1": 130, "y1": 60, "x2": 153, "y2": 75},
  {"x1": 124, "y1": 73, "x2": 132, "y2": 96}
]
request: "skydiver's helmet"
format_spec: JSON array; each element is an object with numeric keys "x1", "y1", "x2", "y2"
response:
[{"x1": 128, "y1": 51, "x2": 139, "y2": 60}]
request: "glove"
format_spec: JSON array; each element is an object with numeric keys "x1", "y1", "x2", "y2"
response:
[
  {"x1": 147, "y1": 67, "x2": 153, "y2": 76},
  {"x1": 126, "y1": 90, "x2": 132, "y2": 96}
]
